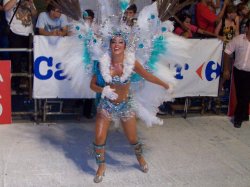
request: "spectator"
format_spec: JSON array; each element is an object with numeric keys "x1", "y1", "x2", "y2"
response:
[
  {"x1": 82, "y1": 9, "x2": 99, "y2": 35},
  {"x1": 237, "y1": 2, "x2": 249, "y2": 33},
  {"x1": 210, "y1": 0, "x2": 222, "y2": 14},
  {"x1": 174, "y1": 13, "x2": 222, "y2": 38},
  {"x1": 223, "y1": 19, "x2": 250, "y2": 128},
  {"x1": 196, "y1": 0, "x2": 229, "y2": 35},
  {"x1": 215, "y1": 5, "x2": 239, "y2": 44},
  {"x1": 36, "y1": 2, "x2": 69, "y2": 36},
  {"x1": 3, "y1": 0, "x2": 37, "y2": 93},
  {"x1": 216, "y1": 0, "x2": 224, "y2": 12},
  {"x1": 123, "y1": 4, "x2": 137, "y2": 27},
  {"x1": 215, "y1": 5, "x2": 239, "y2": 107},
  {"x1": 187, "y1": 2, "x2": 198, "y2": 25}
]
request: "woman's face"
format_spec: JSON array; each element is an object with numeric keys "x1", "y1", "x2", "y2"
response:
[
  {"x1": 183, "y1": 17, "x2": 191, "y2": 27},
  {"x1": 228, "y1": 12, "x2": 237, "y2": 20},
  {"x1": 110, "y1": 36, "x2": 126, "y2": 55},
  {"x1": 241, "y1": 6, "x2": 249, "y2": 16}
]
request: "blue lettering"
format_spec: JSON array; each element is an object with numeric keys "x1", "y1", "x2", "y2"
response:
[
  {"x1": 34, "y1": 56, "x2": 67, "y2": 81},
  {"x1": 175, "y1": 63, "x2": 189, "y2": 80},
  {"x1": 34, "y1": 56, "x2": 53, "y2": 80},
  {"x1": 54, "y1": 63, "x2": 67, "y2": 80}
]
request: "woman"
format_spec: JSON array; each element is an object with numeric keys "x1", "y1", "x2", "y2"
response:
[
  {"x1": 90, "y1": 34, "x2": 170, "y2": 183},
  {"x1": 214, "y1": 5, "x2": 239, "y2": 111},
  {"x1": 174, "y1": 13, "x2": 222, "y2": 38},
  {"x1": 215, "y1": 5, "x2": 239, "y2": 45},
  {"x1": 215, "y1": 5, "x2": 239, "y2": 92}
]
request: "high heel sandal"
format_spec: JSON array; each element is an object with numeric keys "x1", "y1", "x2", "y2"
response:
[
  {"x1": 139, "y1": 160, "x2": 148, "y2": 173},
  {"x1": 94, "y1": 165, "x2": 106, "y2": 183},
  {"x1": 93, "y1": 143, "x2": 106, "y2": 183},
  {"x1": 132, "y1": 142, "x2": 149, "y2": 173}
]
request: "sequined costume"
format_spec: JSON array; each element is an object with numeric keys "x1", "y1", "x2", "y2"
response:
[
  {"x1": 94, "y1": 59, "x2": 136, "y2": 121},
  {"x1": 97, "y1": 97, "x2": 135, "y2": 121}
]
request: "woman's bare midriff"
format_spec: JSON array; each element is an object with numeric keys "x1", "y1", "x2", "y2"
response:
[{"x1": 109, "y1": 83, "x2": 130, "y2": 104}]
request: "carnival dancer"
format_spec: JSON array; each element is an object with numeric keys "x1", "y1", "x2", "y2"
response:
[
  {"x1": 50, "y1": 0, "x2": 193, "y2": 183},
  {"x1": 90, "y1": 33, "x2": 171, "y2": 182}
]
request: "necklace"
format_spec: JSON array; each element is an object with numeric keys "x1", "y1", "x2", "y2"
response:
[{"x1": 99, "y1": 51, "x2": 135, "y2": 83}]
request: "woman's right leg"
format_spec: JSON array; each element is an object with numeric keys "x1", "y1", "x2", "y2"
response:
[
  {"x1": 121, "y1": 116, "x2": 148, "y2": 173},
  {"x1": 93, "y1": 113, "x2": 111, "y2": 183}
]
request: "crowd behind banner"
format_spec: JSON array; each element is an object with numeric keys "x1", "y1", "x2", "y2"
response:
[{"x1": 0, "y1": 0, "x2": 249, "y2": 119}]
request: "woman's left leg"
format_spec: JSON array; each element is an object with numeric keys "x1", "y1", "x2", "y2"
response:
[{"x1": 121, "y1": 116, "x2": 148, "y2": 173}]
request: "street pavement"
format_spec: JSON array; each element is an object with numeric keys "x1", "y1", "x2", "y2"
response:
[{"x1": 0, "y1": 115, "x2": 250, "y2": 187}]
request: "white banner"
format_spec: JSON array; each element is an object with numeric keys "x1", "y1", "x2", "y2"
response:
[
  {"x1": 173, "y1": 39, "x2": 223, "y2": 98},
  {"x1": 33, "y1": 36, "x2": 95, "y2": 99},
  {"x1": 33, "y1": 36, "x2": 223, "y2": 99}
]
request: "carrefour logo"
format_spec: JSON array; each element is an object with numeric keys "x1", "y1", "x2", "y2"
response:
[
  {"x1": 34, "y1": 56, "x2": 67, "y2": 80},
  {"x1": 174, "y1": 61, "x2": 221, "y2": 81},
  {"x1": 196, "y1": 61, "x2": 221, "y2": 81}
]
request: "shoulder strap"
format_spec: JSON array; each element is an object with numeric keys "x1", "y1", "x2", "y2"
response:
[{"x1": 8, "y1": 0, "x2": 22, "y2": 25}]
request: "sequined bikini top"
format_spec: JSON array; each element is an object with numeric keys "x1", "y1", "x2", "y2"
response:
[{"x1": 110, "y1": 75, "x2": 130, "y2": 85}]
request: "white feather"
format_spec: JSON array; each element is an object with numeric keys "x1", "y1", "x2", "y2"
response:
[
  {"x1": 137, "y1": 2, "x2": 159, "y2": 36},
  {"x1": 162, "y1": 32, "x2": 191, "y2": 66},
  {"x1": 97, "y1": 0, "x2": 115, "y2": 23}
]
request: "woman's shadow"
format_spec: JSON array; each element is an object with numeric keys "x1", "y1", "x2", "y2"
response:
[{"x1": 39, "y1": 121, "x2": 142, "y2": 175}]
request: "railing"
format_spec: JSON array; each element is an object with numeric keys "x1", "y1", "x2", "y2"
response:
[{"x1": 0, "y1": 45, "x2": 230, "y2": 123}]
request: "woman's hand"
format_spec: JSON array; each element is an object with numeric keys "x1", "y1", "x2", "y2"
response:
[
  {"x1": 164, "y1": 83, "x2": 169, "y2": 90},
  {"x1": 101, "y1": 86, "x2": 118, "y2": 100},
  {"x1": 166, "y1": 83, "x2": 174, "y2": 95}
]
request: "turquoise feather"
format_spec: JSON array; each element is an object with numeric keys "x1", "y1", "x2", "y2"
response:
[
  {"x1": 82, "y1": 30, "x2": 94, "y2": 67},
  {"x1": 119, "y1": 0, "x2": 130, "y2": 12},
  {"x1": 131, "y1": 72, "x2": 143, "y2": 82},
  {"x1": 82, "y1": 40, "x2": 91, "y2": 67},
  {"x1": 131, "y1": 36, "x2": 168, "y2": 82},
  {"x1": 148, "y1": 36, "x2": 167, "y2": 71}
]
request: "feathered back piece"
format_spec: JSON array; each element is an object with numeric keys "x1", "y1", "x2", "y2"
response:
[
  {"x1": 50, "y1": 0, "x2": 81, "y2": 20},
  {"x1": 157, "y1": 0, "x2": 196, "y2": 21}
]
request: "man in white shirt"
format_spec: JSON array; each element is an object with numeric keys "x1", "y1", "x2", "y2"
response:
[
  {"x1": 36, "y1": 2, "x2": 68, "y2": 36},
  {"x1": 223, "y1": 19, "x2": 250, "y2": 128}
]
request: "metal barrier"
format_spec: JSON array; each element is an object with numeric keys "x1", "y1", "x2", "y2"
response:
[
  {"x1": 0, "y1": 34, "x2": 84, "y2": 123},
  {"x1": 0, "y1": 40, "x2": 230, "y2": 123},
  {"x1": 0, "y1": 39, "x2": 39, "y2": 122}
]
